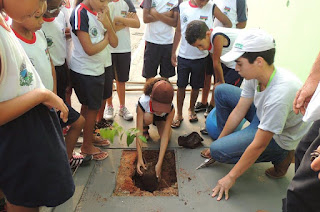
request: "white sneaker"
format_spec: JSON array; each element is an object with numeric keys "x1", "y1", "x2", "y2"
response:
[
  {"x1": 119, "y1": 106, "x2": 133, "y2": 121},
  {"x1": 104, "y1": 106, "x2": 114, "y2": 121}
]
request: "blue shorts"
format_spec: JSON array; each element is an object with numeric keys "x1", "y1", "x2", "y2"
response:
[
  {"x1": 142, "y1": 42, "x2": 176, "y2": 79},
  {"x1": 71, "y1": 70, "x2": 105, "y2": 110},
  {"x1": 112, "y1": 52, "x2": 131, "y2": 82},
  {"x1": 177, "y1": 56, "x2": 206, "y2": 89},
  {"x1": 215, "y1": 63, "x2": 243, "y2": 87},
  {"x1": 57, "y1": 102, "x2": 81, "y2": 128},
  {"x1": 55, "y1": 62, "x2": 69, "y2": 101}
]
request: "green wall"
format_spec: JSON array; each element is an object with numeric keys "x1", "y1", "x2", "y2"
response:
[{"x1": 246, "y1": 0, "x2": 320, "y2": 81}]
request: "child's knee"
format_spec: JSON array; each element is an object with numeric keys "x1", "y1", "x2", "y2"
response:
[{"x1": 143, "y1": 113, "x2": 153, "y2": 126}]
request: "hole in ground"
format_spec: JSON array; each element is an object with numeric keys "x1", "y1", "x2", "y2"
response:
[{"x1": 113, "y1": 150, "x2": 178, "y2": 196}]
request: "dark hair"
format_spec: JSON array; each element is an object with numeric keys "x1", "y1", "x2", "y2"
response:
[
  {"x1": 185, "y1": 20, "x2": 209, "y2": 45},
  {"x1": 241, "y1": 48, "x2": 276, "y2": 65},
  {"x1": 143, "y1": 77, "x2": 170, "y2": 96}
]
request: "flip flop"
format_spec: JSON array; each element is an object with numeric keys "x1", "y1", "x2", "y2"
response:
[
  {"x1": 189, "y1": 113, "x2": 198, "y2": 122},
  {"x1": 93, "y1": 135, "x2": 111, "y2": 148},
  {"x1": 171, "y1": 118, "x2": 184, "y2": 128},
  {"x1": 81, "y1": 149, "x2": 108, "y2": 161},
  {"x1": 200, "y1": 149, "x2": 211, "y2": 159}
]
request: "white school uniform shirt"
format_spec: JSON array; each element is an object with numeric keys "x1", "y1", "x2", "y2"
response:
[
  {"x1": 70, "y1": 3, "x2": 108, "y2": 76},
  {"x1": 178, "y1": 1, "x2": 215, "y2": 60},
  {"x1": 42, "y1": 12, "x2": 67, "y2": 66},
  {"x1": 208, "y1": 27, "x2": 240, "y2": 69},
  {"x1": 142, "y1": 0, "x2": 180, "y2": 45},
  {"x1": 61, "y1": 0, "x2": 75, "y2": 67},
  {"x1": 105, "y1": 2, "x2": 115, "y2": 68},
  {"x1": 213, "y1": 0, "x2": 247, "y2": 28},
  {"x1": 109, "y1": 0, "x2": 136, "y2": 53},
  {"x1": 0, "y1": 23, "x2": 44, "y2": 102},
  {"x1": 241, "y1": 68, "x2": 312, "y2": 150},
  {"x1": 13, "y1": 29, "x2": 53, "y2": 91}
]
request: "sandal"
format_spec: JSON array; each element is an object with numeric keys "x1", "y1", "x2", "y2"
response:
[
  {"x1": 200, "y1": 128, "x2": 208, "y2": 135},
  {"x1": 81, "y1": 149, "x2": 108, "y2": 161},
  {"x1": 171, "y1": 118, "x2": 184, "y2": 128},
  {"x1": 93, "y1": 135, "x2": 111, "y2": 148},
  {"x1": 189, "y1": 112, "x2": 198, "y2": 122},
  {"x1": 200, "y1": 149, "x2": 211, "y2": 159}
]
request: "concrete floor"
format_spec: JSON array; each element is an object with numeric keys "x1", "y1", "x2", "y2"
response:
[{"x1": 41, "y1": 2, "x2": 294, "y2": 211}]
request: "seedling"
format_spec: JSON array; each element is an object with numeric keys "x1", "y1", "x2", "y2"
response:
[{"x1": 99, "y1": 122, "x2": 147, "y2": 147}]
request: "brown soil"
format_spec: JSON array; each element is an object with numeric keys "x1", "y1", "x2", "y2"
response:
[{"x1": 113, "y1": 150, "x2": 178, "y2": 196}]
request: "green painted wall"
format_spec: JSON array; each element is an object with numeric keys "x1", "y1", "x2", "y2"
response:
[{"x1": 246, "y1": 0, "x2": 320, "y2": 81}]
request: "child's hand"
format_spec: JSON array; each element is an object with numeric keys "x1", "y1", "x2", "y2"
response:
[
  {"x1": 42, "y1": 89, "x2": 69, "y2": 123},
  {"x1": 65, "y1": 27, "x2": 71, "y2": 39},
  {"x1": 171, "y1": 53, "x2": 177, "y2": 67},
  {"x1": 137, "y1": 157, "x2": 147, "y2": 175},
  {"x1": 155, "y1": 163, "x2": 162, "y2": 182},
  {"x1": 126, "y1": 12, "x2": 135, "y2": 19}
]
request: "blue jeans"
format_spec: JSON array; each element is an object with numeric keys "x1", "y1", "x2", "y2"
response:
[{"x1": 210, "y1": 84, "x2": 289, "y2": 164}]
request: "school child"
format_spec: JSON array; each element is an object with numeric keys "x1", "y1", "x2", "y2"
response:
[
  {"x1": 69, "y1": 0, "x2": 115, "y2": 160},
  {"x1": 170, "y1": 0, "x2": 231, "y2": 128},
  {"x1": 0, "y1": 0, "x2": 74, "y2": 210},
  {"x1": 61, "y1": 0, "x2": 75, "y2": 106},
  {"x1": 196, "y1": 0, "x2": 248, "y2": 116},
  {"x1": 103, "y1": 0, "x2": 140, "y2": 122},
  {"x1": 185, "y1": 20, "x2": 243, "y2": 134},
  {"x1": 140, "y1": 0, "x2": 181, "y2": 81},
  {"x1": 136, "y1": 78, "x2": 175, "y2": 179},
  {"x1": 95, "y1": 1, "x2": 118, "y2": 124},
  {"x1": 11, "y1": 0, "x2": 87, "y2": 168}
]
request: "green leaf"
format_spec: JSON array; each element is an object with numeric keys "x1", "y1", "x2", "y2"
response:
[
  {"x1": 138, "y1": 135, "x2": 147, "y2": 143},
  {"x1": 99, "y1": 128, "x2": 115, "y2": 143},
  {"x1": 127, "y1": 134, "x2": 136, "y2": 147}
]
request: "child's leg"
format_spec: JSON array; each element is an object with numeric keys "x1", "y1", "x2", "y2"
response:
[
  {"x1": 81, "y1": 108, "x2": 108, "y2": 160},
  {"x1": 189, "y1": 88, "x2": 199, "y2": 113},
  {"x1": 175, "y1": 87, "x2": 185, "y2": 121},
  {"x1": 65, "y1": 115, "x2": 85, "y2": 158},
  {"x1": 201, "y1": 74, "x2": 211, "y2": 105},
  {"x1": 116, "y1": 80, "x2": 125, "y2": 107},
  {"x1": 96, "y1": 99, "x2": 107, "y2": 122}
]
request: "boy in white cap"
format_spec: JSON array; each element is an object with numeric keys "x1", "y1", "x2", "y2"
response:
[{"x1": 204, "y1": 29, "x2": 311, "y2": 201}]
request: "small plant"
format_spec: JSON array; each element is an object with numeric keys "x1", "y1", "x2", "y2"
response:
[{"x1": 99, "y1": 122, "x2": 147, "y2": 147}]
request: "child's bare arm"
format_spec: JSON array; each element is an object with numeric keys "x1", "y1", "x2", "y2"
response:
[
  {"x1": 150, "y1": 8, "x2": 178, "y2": 27},
  {"x1": 143, "y1": 8, "x2": 158, "y2": 23},
  {"x1": 0, "y1": 88, "x2": 68, "y2": 126},
  {"x1": 98, "y1": 8, "x2": 118, "y2": 48},
  {"x1": 114, "y1": 12, "x2": 140, "y2": 29},
  {"x1": 171, "y1": 14, "x2": 181, "y2": 67},
  {"x1": 76, "y1": 30, "x2": 109, "y2": 56},
  {"x1": 214, "y1": 6, "x2": 232, "y2": 28},
  {"x1": 50, "y1": 58, "x2": 57, "y2": 95}
]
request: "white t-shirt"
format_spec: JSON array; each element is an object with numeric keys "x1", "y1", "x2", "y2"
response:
[
  {"x1": 178, "y1": 1, "x2": 214, "y2": 60},
  {"x1": 0, "y1": 24, "x2": 44, "y2": 102},
  {"x1": 109, "y1": 0, "x2": 136, "y2": 53},
  {"x1": 142, "y1": 0, "x2": 180, "y2": 45},
  {"x1": 42, "y1": 12, "x2": 67, "y2": 66},
  {"x1": 241, "y1": 68, "x2": 312, "y2": 150},
  {"x1": 213, "y1": 0, "x2": 247, "y2": 28},
  {"x1": 70, "y1": 3, "x2": 108, "y2": 76},
  {"x1": 14, "y1": 29, "x2": 53, "y2": 91},
  {"x1": 209, "y1": 27, "x2": 240, "y2": 69},
  {"x1": 61, "y1": 0, "x2": 75, "y2": 67}
]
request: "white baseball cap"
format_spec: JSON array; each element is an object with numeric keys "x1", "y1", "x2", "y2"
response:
[{"x1": 220, "y1": 28, "x2": 275, "y2": 63}]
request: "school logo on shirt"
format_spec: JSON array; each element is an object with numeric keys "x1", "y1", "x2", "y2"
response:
[
  {"x1": 46, "y1": 37, "x2": 54, "y2": 48},
  {"x1": 19, "y1": 61, "x2": 33, "y2": 86},
  {"x1": 121, "y1": 11, "x2": 127, "y2": 17},
  {"x1": 90, "y1": 27, "x2": 98, "y2": 37},
  {"x1": 166, "y1": 2, "x2": 174, "y2": 7},
  {"x1": 181, "y1": 15, "x2": 188, "y2": 23},
  {"x1": 152, "y1": 1, "x2": 157, "y2": 7},
  {"x1": 200, "y1": 16, "x2": 208, "y2": 21},
  {"x1": 224, "y1": 6, "x2": 231, "y2": 12}
]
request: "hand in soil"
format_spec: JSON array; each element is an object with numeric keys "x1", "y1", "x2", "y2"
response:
[
  {"x1": 212, "y1": 174, "x2": 236, "y2": 201},
  {"x1": 137, "y1": 158, "x2": 147, "y2": 175}
]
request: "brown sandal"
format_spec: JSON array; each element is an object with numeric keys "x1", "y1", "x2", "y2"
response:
[{"x1": 171, "y1": 118, "x2": 184, "y2": 128}]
